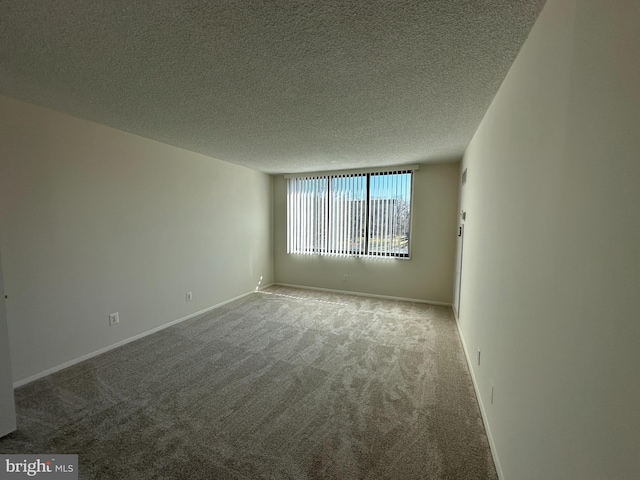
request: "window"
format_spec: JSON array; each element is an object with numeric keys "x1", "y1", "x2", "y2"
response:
[{"x1": 287, "y1": 168, "x2": 414, "y2": 258}]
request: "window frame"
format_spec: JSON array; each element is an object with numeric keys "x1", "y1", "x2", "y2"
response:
[{"x1": 286, "y1": 166, "x2": 417, "y2": 259}]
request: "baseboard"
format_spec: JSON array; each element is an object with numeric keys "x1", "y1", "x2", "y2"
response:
[
  {"x1": 454, "y1": 317, "x2": 504, "y2": 480},
  {"x1": 273, "y1": 283, "x2": 452, "y2": 306},
  {"x1": 13, "y1": 287, "x2": 266, "y2": 388}
]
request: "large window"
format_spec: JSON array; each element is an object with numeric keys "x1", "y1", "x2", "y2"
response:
[{"x1": 287, "y1": 168, "x2": 414, "y2": 258}]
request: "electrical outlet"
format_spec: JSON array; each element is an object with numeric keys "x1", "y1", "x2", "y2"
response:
[
  {"x1": 186, "y1": 292, "x2": 193, "y2": 302},
  {"x1": 108, "y1": 312, "x2": 119, "y2": 326},
  {"x1": 343, "y1": 274, "x2": 348, "y2": 282},
  {"x1": 477, "y1": 348, "x2": 481, "y2": 366}
]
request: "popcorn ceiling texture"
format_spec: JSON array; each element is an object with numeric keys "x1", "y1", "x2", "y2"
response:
[{"x1": 0, "y1": 0, "x2": 545, "y2": 173}]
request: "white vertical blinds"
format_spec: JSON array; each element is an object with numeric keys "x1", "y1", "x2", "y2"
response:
[
  {"x1": 287, "y1": 169, "x2": 413, "y2": 258},
  {"x1": 287, "y1": 176, "x2": 328, "y2": 255},
  {"x1": 327, "y1": 174, "x2": 367, "y2": 256}
]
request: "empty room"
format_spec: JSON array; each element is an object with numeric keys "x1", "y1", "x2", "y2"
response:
[{"x1": 1, "y1": 0, "x2": 639, "y2": 479}]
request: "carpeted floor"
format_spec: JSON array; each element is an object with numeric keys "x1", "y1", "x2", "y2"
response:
[{"x1": 0, "y1": 286, "x2": 497, "y2": 479}]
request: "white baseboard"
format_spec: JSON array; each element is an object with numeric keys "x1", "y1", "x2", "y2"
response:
[
  {"x1": 273, "y1": 283, "x2": 452, "y2": 307},
  {"x1": 13, "y1": 287, "x2": 267, "y2": 388},
  {"x1": 454, "y1": 317, "x2": 504, "y2": 480}
]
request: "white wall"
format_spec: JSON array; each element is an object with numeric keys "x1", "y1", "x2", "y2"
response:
[
  {"x1": 458, "y1": 0, "x2": 640, "y2": 478},
  {"x1": 273, "y1": 163, "x2": 459, "y2": 303},
  {"x1": 0, "y1": 247, "x2": 17, "y2": 437},
  {"x1": 0, "y1": 96, "x2": 273, "y2": 384}
]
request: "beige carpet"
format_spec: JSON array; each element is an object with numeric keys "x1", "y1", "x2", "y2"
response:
[{"x1": 0, "y1": 286, "x2": 497, "y2": 479}]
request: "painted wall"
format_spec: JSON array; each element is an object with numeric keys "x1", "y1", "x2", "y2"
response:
[
  {"x1": 0, "y1": 96, "x2": 273, "y2": 384},
  {"x1": 0, "y1": 247, "x2": 16, "y2": 437},
  {"x1": 273, "y1": 163, "x2": 460, "y2": 303},
  {"x1": 457, "y1": 0, "x2": 640, "y2": 479}
]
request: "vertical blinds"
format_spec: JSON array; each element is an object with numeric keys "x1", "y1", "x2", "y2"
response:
[
  {"x1": 287, "y1": 169, "x2": 413, "y2": 258},
  {"x1": 287, "y1": 176, "x2": 328, "y2": 255}
]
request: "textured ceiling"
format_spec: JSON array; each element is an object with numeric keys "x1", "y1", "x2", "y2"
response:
[{"x1": 0, "y1": 1, "x2": 545, "y2": 174}]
